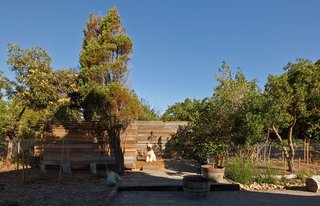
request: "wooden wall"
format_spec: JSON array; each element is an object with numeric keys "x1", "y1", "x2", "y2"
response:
[
  {"x1": 38, "y1": 121, "x2": 186, "y2": 169},
  {"x1": 135, "y1": 121, "x2": 187, "y2": 159}
]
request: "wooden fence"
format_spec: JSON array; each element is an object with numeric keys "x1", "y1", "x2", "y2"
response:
[{"x1": 36, "y1": 121, "x2": 186, "y2": 169}]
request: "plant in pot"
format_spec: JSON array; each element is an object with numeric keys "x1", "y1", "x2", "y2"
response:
[{"x1": 201, "y1": 142, "x2": 228, "y2": 182}]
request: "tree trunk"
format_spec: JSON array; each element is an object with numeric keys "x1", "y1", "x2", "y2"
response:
[
  {"x1": 5, "y1": 107, "x2": 27, "y2": 163},
  {"x1": 286, "y1": 115, "x2": 296, "y2": 172},
  {"x1": 272, "y1": 113, "x2": 297, "y2": 172},
  {"x1": 6, "y1": 139, "x2": 13, "y2": 161},
  {"x1": 272, "y1": 125, "x2": 289, "y2": 158},
  {"x1": 108, "y1": 127, "x2": 124, "y2": 175}
]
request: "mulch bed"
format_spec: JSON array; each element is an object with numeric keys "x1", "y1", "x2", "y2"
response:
[{"x1": 0, "y1": 162, "x2": 113, "y2": 206}]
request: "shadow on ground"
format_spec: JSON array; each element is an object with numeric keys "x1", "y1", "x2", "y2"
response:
[
  {"x1": 111, "y1": 190, "x2": 320, "y2": 206},
  {"x1": 164, "y1": 159, "x2": 200, "y2": 173}
]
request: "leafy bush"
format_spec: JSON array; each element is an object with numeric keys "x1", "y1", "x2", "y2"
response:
[
  {"x1": 225, "y1": 156, "x2": 256, "y2": 184},
  {"x1": 255, "y1": 165, "x2": 277, "y2": 184},
  {"x1": 297, "y1": 169, "x2": 311, "y2": 183}
]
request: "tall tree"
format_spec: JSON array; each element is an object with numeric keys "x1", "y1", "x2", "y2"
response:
[
  {"x1": 264, "y1": 59, "x2": 320, "y2": 172},
  {"x1": 79, "y1": 8, "x2": 141, "y2": 174}
]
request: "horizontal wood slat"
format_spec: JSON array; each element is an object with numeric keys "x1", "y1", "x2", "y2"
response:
[{"x1": 38, "y1": 121, "x2": 186, "y2": 169}]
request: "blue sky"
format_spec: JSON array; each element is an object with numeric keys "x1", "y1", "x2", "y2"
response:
[{"x1": 1, "y1": 0, "x2": 319, "y2": 113}]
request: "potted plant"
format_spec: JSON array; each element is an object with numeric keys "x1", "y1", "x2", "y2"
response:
[{"x1": 200, "y1": 143, "x2": 228, "y2": 182}]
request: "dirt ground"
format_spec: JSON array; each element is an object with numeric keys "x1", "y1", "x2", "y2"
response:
[{"x1": 0, "y1": 162, "x2": 112, "y2": 206}]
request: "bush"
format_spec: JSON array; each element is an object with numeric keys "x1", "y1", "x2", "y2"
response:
[
  {"x1": 225, "y1": 156, "x2": 256, "y2": 184},
  {"x1": 255, "y1": 166, "x2": 277, "y2": 184},
  {"x1": 297, "y1": 169, "x2": 311, "y2": 183}
]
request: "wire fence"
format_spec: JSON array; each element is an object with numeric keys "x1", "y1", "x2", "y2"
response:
[
  {"x1": 0, "y1": 138, "x2": 39, "y2": 164},
  {"x1": 229, "y1": 139, "x2": 320, "y2": 164}
]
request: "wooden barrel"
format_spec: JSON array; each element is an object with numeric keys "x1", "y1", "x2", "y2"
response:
[
  {"x1": 306, "y1": 176, "x2": 320, "y2": 192},
  {"x1": 201, "y1": 164, "x2": 225, "y2": 182},
  {"x1": 183, "y1": 175, "x2": 210, "y2": 199}
]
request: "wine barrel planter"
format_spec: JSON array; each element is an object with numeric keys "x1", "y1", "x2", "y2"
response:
[
  {"x1": 201, "y1": 164, "x2": 225, "y2": 182},
  {"x1": 182, "y1": 175, "x2": 210, "y2": 199},
  {"x1": 306, "y1": 176, "x2": 320, "y2": 192}
]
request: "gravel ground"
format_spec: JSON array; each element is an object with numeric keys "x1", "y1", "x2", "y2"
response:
[{"x1": 0, "y1": 162, "x2": 112, "y2": 206}]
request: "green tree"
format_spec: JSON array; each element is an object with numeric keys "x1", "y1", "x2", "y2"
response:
[
  {"x1": 0, "y1": 71, "x2": 12, "y2": 98},
  {"x1": 211, "y1": 62, "x2": 265, "y2": 147},
  {"x1": 161, "y1": 98, "x2": 202, "y2": 122},
  {"x1": 7, "y1": 44, "x2": 59, "y2": 124},
  {"x1": 264, "y1": 59, "x2": 320, "y2": 172},
  {"x1": 166, "y1": 62, "x2": 266, "y2": 161},
  {"x1": 79, "y1": 8, "x2": 141, "y2": 174},
  {"x1": 138, "y1": 99, "x2": 160, "y2": 120},
  {"x1": 0, "y1": 71, "x2": 13, "y2": 136},
  {"x1": 50, "y1": 68, "x2": 81, "y2": 121}
]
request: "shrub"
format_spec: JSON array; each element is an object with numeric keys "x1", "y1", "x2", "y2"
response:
[
  {"x1": 297, "y1": 169, "x2": 311, "y2": 183},
  {"x1": 225, "y1": 156, "x2": 256, "y2": 184},
  {"x1": 254, "y1": 163, "x2": 277, "y2": 184}
]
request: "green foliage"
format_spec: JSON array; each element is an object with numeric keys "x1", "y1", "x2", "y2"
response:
[
  {"x1": 161, "y1": 98, "x2": 202, "y2": 122},
  {"x1": 51, "y1": 104, "x2": 81, "y2": 121},
  {"x1": 138, "y1": 99, "x2": 159, "y2": 120},
  {"x1": 265, "y1": 59, "x2": 320, "y2": 132},
  {"x1": 296, "y1": 169, "x2": 311, "y2": 183},
  {"x1": 78, "y1": 8, "x2": 140, "y2": 174},
  {"x1": 7, "y1": 44, "x2": 58, "y2": 110},
  {"x1": 203, "y1": 143, "x2": 227, "y2": 159},
  {"x1": 214, "y1": 62, "x2": 265, "y2": 145},
  {"x1": 17, "y1": 125, "x2": 38, "y2": 140},
  {"x1": 255, "y1": 164, "x2": 277, "y2": 184},
  {"x1": 264, "y1": 59, "x2": 320, "y2": 171},
  {"x1": 164, "y1": 62, "x2": 266, "y2": 162},
  {"x1": 80, "y1": 8, "x2": 133, "y2": 86},
  {"x1": 83, "y1": 83, "x2": 141, "y2": 125},
  {"x1": 0, "y1": 71, "x2": 12, "y2": 98},
  {"x1": 225, "y1": 157, "x2": 256, "y2": 184},
  {"x1": 0, "y1": 99, "x2": 14, "y2": 137}
]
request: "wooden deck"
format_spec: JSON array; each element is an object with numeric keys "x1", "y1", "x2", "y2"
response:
[{"x1": 135, "y1": 160, "x2": 165, "y2": 170}]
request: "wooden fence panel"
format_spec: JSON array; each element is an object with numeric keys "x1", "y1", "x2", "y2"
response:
[{"x1": 38, "y1": 121, "x2": 186, "y2": 170}]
